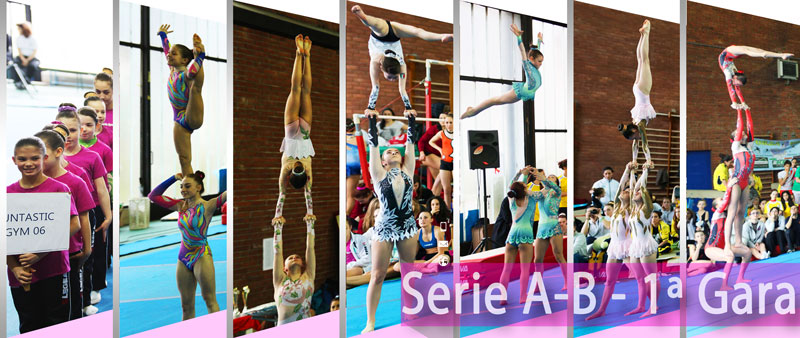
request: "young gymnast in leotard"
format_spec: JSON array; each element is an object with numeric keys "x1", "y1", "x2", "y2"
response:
[
  {"x1": 148, "y1": 172, "x2": 226, "y2": 320},
  {"x1": 718, "y1": 104, "x2": 756, "y2": 257},
  {"x1": 531, "y1": 169, "x2": 567, "y2": 293},
  {"x1": 619, "y1": 20, "x2": 656, "y2": 169},
  {"x1": 626, "y1": 163, "x2": 659, "y2": 317},
  {"x1": 718, "y1": 45, "x2": 792, "y2": 110},
  {"x1": 157, "y1": 24, "x2": 206, "y2": 177},
  {"x1": 700, "y1": 193, "x2": 752, "y2": 290},
  {"x1": 352, "y1": 4, "x2": 452, "y2": 117},
  {"x1": 428, "y1": 113, "x2": 454, "y2": 207},
  {"x1": 586, "y1": 161, "x2": 634, "y2": 320},
  {"x1": 272, "y1": 216, "x2": 316, "y2": 325},
  {"x1": 361, "y1": 109, "x2": 419, "y2": 333},
  {"x1": 461, "y1": 25, "x2": 543, "y2": 119},
  {"x1": 273, "y1": 34, "x2": 316, "y2": 227},
  {"x1": 498, "y1": 166, "x2": 539, "y2": 305}
]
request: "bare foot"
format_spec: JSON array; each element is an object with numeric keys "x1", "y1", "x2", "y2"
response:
[
  {"x1": 640, "y1": 306, "x2": 657, "y2": 318},
  {"x1": 562, "y1": 283, "x2": 568, "y2": 291},
  {"x1": 781, "y1": 53, "x2": 794, "y2": 60},
  {"x1": 519, "y1": 296, "x2": 527, "y2": 304},
  {"x1": 352, "y1": 5, "x2": 366, "y2": 20},
  {"x1": 460, "y1": 107, "x2": 476, "y2": 119},
  {"x1": 441, "y1": 34, "x2": 454, "y2": 43},
  {"x1": 586, "y1": 310, "x2": 605, "y2": 321},
  {"x1": 719, "y1": 282, "x2": 733, "y2": 291},
  {"x1": 361, "y1": 321, "x2": 375, "y2": 334},
  {"x1": 639, "y1": 19, "x2": 651, "y2": 34},
  {"x1": 735, "y1": 277, "x2": 752, "y2": 284},
  {"x1": 295, "y1": 34, "x2": 304, "y2": 53},
  {"x1": 625, "y1": 306, "x2": 646, "y2": 316},
  {"x1": 304, "y1": 36, "x2": 312, "y2": 55},
  {"x1": 499, "y1": 299, "x2": 508, "y2": 306}
]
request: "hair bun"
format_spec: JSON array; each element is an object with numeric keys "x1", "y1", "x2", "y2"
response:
[
  {"x1": 58, "y1": 106, "x2": 77, "y2": 113},
  {"x1": 507, "y1": 190, "x2": 516, "y2": 199},
  {"x1": 195, "y1": 171, "x2": 205, "y2": 180},
  {"x1": 617, "y1": 124, "x2": 624, "y2": 131}
]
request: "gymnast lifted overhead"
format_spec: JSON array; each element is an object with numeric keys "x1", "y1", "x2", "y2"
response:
[
  {"x1": 273, "y1": 34, "x2": 316, "y2": 227},
  {"x1": 157, "y1": 24, "x2": 206, "y2": 177},
  {"x1": 718, "y1": 45, "x2": 792, "y2": 110},
  {"x1": 461, "y1": 24, "x2": 543, "y2": 119},
  {"x1": 618, "y1": 20, "x2": 656, "y2": 169},
  {"x1": 352, "y1": 4, "x2": 453, "y2": 116}
]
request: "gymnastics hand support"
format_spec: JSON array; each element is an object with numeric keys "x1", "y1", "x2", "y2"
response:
[
  {"x1": 368, "y1": 85, "x2": 379, "y2": 110},
  {"x1": 401, "y1": 92, "x2": 413, "y2": 110},
  {"x1": 148, "y1": 175, "x2": 181, "y2": 209},
  {"x1": 275, "y1": 191, "x2": 286, "y2": 219},
  {"x1": 273, "y1": 224, "x2": 283, "y2": 253},
  {"x1": 367, "y1": 114, "x2": 380, "y2": 147},
  {"x1": 304, "y1": 185, "x2": 314, "y2": 216},
  {"x1": 306, "y1": 218, "x2": 315, "y2": 236},
  {"x1": 406, "y1": 113, "x2": 418, "y2": 143}
]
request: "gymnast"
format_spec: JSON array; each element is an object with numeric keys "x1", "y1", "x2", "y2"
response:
[
  {"x1": 718, "y1": 102, "x2": 755, "y2": 257},
  {"x1": 618, "y1": 20, "x2": 656, "y2": 169},
  {"x1": 148, "y1": 172, "x2": 226, "y2": 320},
  {"x1": 274, "y1": 34, "x2": 316, "y2": 226},
  {"x1": 157, "y1": 24, "x2": 206, "y2": 177},
  {"x1": 626, "y1": 163, "x2": 659, "y2": 317},
  {"x1": 718, "y1": 45, "x2": 792, "y2": 110},
  {"x1": 461, "y1": 25, "x2": 543, "y2": 119},
  {"x1": 352, "y1": 4, "x2": 452, "y2": 116},
  {"x1": 586, "y1": 162, "x2": 634, "y2": 320},
  {"x1": 361, "y1": 109, "x2": 419, "y2": 333},
  {"x1": 272, "y1": 215, "x2": 316, "y2": 325}
]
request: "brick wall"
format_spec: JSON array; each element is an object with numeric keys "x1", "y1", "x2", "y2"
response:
[
  {"x1": 575, "y1": 2, "x2": 680, "y2": 202},
  {"x1": 688, "y1": 2, "x2": 800, "y2": 187},
  {"x1": 346, "y1": 1, "x2": 453, "y2": 123},
  {"x1": 233, "y1": 13, "x2": 339, "y2": 309}
]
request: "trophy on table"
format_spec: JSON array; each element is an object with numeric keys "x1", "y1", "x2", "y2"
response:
[{"x1": 242, "y1": 285, "x2": 250, "y2": 314}]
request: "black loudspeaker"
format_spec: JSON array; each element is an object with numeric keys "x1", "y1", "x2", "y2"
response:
[{"x1": 468, "y1": 130, "x2": 500, "y2": 170}]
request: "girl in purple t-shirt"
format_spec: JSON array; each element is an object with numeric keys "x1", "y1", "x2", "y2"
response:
[
  {"x1": 37, "y1": 129, "x2": 95, "y2": 320},
  {"x1": 7, "y1": 137, "x2": 79, "y2": 332}
]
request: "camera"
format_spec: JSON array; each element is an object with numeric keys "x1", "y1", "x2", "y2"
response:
[{"x1": 589, "y1": 208, "x2": 599, "y2": 215}]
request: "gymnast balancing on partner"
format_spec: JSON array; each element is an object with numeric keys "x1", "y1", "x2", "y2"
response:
[
  {"x1": 273, "y1": 34, "x2": 316, "y2": 226},
  {"x1": 148, "y1": 172, "x2": 226, "y2": 320},
  {"x1": 157, "y1": 24, "x2": 206, "y2": 177},
  {"x1": 352, "y1": 4, "x2": 452, "y2": 117},
  {"x1": 718, "y1": 45, "x2": 792, "y2": 110},
  {"x1": 619, "y1": 20, "x2": 656, "y2": 169},
  {"x1": 461, "y1": 24, "x2": 543, "y2": 119}
]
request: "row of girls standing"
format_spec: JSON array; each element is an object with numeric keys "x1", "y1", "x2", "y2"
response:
[{"x1": 6, "y1": 87, "x2": 114, "y2": 332}]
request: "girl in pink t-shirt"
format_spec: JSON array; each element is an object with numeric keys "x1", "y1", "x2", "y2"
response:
[
  {"x1": 7, "y1": 137, "x2": 79, "y2": 332},
  {"x1": 37, "y1": 128, "x2": 95, "y2": 320},
  {"x1": 76, "y1": 106, "x2": 113, "y2": 182},
  {"x1": 85, "y1": 96, "x2": 113, "y2": 148}
]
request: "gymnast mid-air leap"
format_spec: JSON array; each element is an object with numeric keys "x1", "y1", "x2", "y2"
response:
[{"x1": 461, "y1": 24, "x2": 543, "y2": 119}]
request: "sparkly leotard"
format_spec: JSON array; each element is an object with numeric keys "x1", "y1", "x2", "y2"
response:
[
  {"x1": 606, "y1": 211, "x2": 631, "y2": 260},
  {"x1": 148, "y1": 176, "x2": 221, "y2": 271},
  {"x1": 533, "y1": 179, "x2": 563, "y2": 239},
  {"x1": 158, "y1": 31, "x2": 205, "y2": 132}
]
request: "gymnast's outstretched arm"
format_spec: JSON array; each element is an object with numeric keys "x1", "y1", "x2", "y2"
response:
[
  {"x1": 366, "y1": 111, "x2": 387, "y2": 182},
  {"x1": 157, "y1": 24, "x2": 173, "y2": 63},
  {"x1": 272, "y1": 222, "x2": 285, "y2": 288},
  {"x1": 615, "y1": 162, "x2": 633, "y2": 205},
  {"x1": 402, "y1": 111, "x2": 418, "y2": 176},
  {"x1": 305, "y1": 217, "x2": 316, "y2": 281}
]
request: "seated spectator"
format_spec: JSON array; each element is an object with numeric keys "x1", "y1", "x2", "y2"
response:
[
  {"x1": 764, "y1": 207, "x2": 788, "y2": 256},
  {"x1": 574, "y1": 219, "x2": 590, "y2": 264},
  {"x1": 741, "y1": 209, "x2": 769, "y2": 260},
  {"x1": 653, "y1": 211, "x2": 674, "y2": 255},
  {"x1": 9, "y1": 22, "x2": 41, "y2": 89}
]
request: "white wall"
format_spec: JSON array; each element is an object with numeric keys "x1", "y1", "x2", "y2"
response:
[
  {"x1": 119, "y1": 3, "x2": 228, "y2": 203},
  {"x1": 458, "y1": 3, "x2": 568, "y2": 222},
  {"x1": 6, "y1": 0, "x2": 113, "y2": 74}
]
